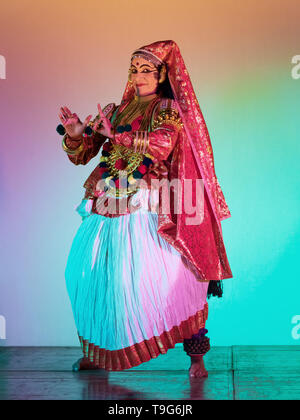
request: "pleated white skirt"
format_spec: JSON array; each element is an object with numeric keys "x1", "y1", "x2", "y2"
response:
[{"x1": 65, "y1": 188, "x2": 209, "y2": 370}]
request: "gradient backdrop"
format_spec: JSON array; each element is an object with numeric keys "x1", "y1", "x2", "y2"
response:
[{"x1": 0, "y1": 0, "x2": 299, "y2": 346}]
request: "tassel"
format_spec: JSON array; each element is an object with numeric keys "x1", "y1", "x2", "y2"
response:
[
  {"x1": 207, "y1": 280, "x2": 223, "y2": 299},
  {"x1": 56, "y1": 124, "x2": 93, "y2": 136}
]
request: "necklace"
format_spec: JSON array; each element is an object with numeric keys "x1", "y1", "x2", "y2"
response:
[
  {"x1": 96, "y1": 93, "x2": 158, "y2": 197},
  {"x1": 113, "y1": 93, "x2": 159, "y2": 132},
  {"x1": 98, "y1": 142, "x2": 154, "y2": 198}
]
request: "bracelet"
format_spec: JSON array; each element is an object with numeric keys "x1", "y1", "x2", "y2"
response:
[
  {"x1": 62, "y1": 133, "x2": 84, "y2": 155},
  {"x1": 133, "y1": 132, "x2": 138, "y2": 153},
  {"x1": 133, "y1": 131, "x2": 149, "y2": 154},
  {"x1": 142, "y1": 131, "x2": 149, "y2": 154}
]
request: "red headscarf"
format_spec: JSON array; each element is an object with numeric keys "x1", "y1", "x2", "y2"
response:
[{"x1": 122, "y1": 40, "x2": 233, "y2": 281}]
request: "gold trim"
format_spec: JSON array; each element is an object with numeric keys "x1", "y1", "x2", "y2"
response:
[
  {"x1": 62, "y1": 134, "x2": 84, "y2": 155},
  {"x1": 106, "y1": 143, "x2": 144, "y2": 178},
  {"x1": 78, "y1": 303, "x2": 208, "y2": 371},
  {"x1": 153, "y1": 108, "x2": 183, "y2": 131}
]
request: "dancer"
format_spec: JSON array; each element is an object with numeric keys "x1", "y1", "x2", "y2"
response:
[{"x1": 58, "y1": 40, "x2": 232, "y2": 378}]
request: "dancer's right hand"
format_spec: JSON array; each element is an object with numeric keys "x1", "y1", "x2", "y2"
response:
[{"x1": 59, "y1": 106, "x2": 93, "y2": 140}]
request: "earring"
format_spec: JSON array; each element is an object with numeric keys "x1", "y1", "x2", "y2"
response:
[
  {"x1": 158, "y1": 65, "x2": 166, "y2": 84},
  {"x1": 128, "y1": 70, "x2": 133, "y2": 86}
]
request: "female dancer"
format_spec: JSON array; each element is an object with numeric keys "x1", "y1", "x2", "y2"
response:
[{"x1": 58, "y1": 40, "x2": 232, "y2": 378}]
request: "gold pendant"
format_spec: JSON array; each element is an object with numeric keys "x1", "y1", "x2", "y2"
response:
[{"x1": 107, "y1": 143, "x2": 144, "y2": 178}]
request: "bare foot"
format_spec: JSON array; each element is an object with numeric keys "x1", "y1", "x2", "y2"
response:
[
  {"x1": 189, "y1": 355, "x2": 208, "y2": 378},
  {"x1": 72, "y1": 357, "x2": 101, "y2": 372}
]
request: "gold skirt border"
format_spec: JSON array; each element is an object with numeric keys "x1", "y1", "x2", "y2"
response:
[{"x1": 78, "y1": 303, "x2": 208, "y2": 371}]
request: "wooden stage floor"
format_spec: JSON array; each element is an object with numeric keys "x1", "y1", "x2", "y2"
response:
[{"x1": 0, "y1": 345, "x2": 299, "y2": 400}]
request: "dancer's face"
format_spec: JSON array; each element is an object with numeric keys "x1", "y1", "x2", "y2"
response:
[{"x1": 129, "y1": 57, "x2": 159, "y2": 97}]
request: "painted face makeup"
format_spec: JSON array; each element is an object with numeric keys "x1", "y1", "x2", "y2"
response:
[{"x1": 129, "y1": 57, "x2": 159, "y2": 97}]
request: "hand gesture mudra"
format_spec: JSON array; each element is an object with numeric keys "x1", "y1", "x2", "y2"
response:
[
  {"x1": 93, "y1": 103, "x2": 114, "y2": 139},
  {"x1": 59, "y1": 106, "x2": 93, "y2": 140},
  {"x1": 58, "y1": 104, "x2": 113, "y2": 140}
]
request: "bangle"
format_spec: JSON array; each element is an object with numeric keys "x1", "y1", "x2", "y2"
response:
[
  {"x1": 137, "y1": 133, "x2": 142, "y2": 153},
  {"x1": 62, "y1": 133, "x2": 84, "y2": 155},
  {"x1": 145, "y1": 132, "x2": 149, "y2": 154},
  {"x1": 133, "y1": 132, "x2": 140, "y2": 153},
  {"x1": 142, "y1": 131, "x2": 148, "y2": 154},
  {"x1": 133, "y1": 131, "x2": 149, "y2": 154},
  {"x1": 133, "y1": 132, "x2": 138, "y2": 152},
  {"x1": 138, "y1": 132, "x2": 144, "y2": 153}
]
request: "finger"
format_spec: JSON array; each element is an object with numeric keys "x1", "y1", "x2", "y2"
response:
[
  {"x1": 98, "y1": 105, "x2": 110, "y2": 129},
  {"x1": 97, "y1": 103, "x2": 104, "y2": 118},
  {"x1": 59, "y1": 113, "x2": 66, "y2": 124},
  {"x1": 63, "y1": 106, "x2": 72, "y2": 117},
  {"x1": 72, "y1": 113, "x2": 81, "y2": 123},
  {"x1": 61, "y1": 108, "x2": 74, "y2": 123},
  {"x1": 97, "y1": 108, "x2": 106, "y2": 128},
  {"x1": 94, "y1": 118, "x2": 103, "y2": 131},
  {"x1": 92, "y1": 119, "x2": 99, "y2": 130},
  {"x1": 59, "y1": 113, "x2": 69, "y2": 124},
  {"x1": 83, "y1": 114, "x2": 92, "y2": 128},
  {"x1": 60, "y1": 107, "x2": 68, "y2": 119},
  {"x1": 61, "y1": 106, "x2": 70, "y2": 117},
  {"x1": 64, "y1": 106, "x2": 73, "y2": 116},
  {"x1": 74, "y1": 113, "x2": 84, "y2": 125}
]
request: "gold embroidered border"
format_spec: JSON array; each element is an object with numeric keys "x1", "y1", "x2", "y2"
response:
[
  {"x1": 152, "y1": 108, "x2": 183, "y2": 131},
  {"x1": 78, "y1": 303, "x2": 208, "y2": 371}
]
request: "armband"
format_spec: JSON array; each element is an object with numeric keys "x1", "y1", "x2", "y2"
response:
[{"x1": 152, "y1": 107, "x2": 183, "y2": 131}]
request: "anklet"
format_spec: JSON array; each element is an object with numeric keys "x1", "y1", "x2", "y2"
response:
[{"x1": 183, "y1": 328, "x2": 210, "y2": 356}]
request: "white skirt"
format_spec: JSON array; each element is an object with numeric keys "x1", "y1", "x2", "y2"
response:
[{"x1": 65, "y1": 188, "x2": 209, "y2": 370}]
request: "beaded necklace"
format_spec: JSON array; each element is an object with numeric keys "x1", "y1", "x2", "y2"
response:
[{"x1": 97, "y1": 94, "x2": 159, "y2": 198}]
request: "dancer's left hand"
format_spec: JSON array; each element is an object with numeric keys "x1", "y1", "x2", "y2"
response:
[{"x1": 92, "y1": 103, "x2": 114, "y2": 139}]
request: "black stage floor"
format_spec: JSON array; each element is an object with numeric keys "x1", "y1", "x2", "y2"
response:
[{"x1": 0, "y1": 345, "x2": 299, "y2": 400}]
